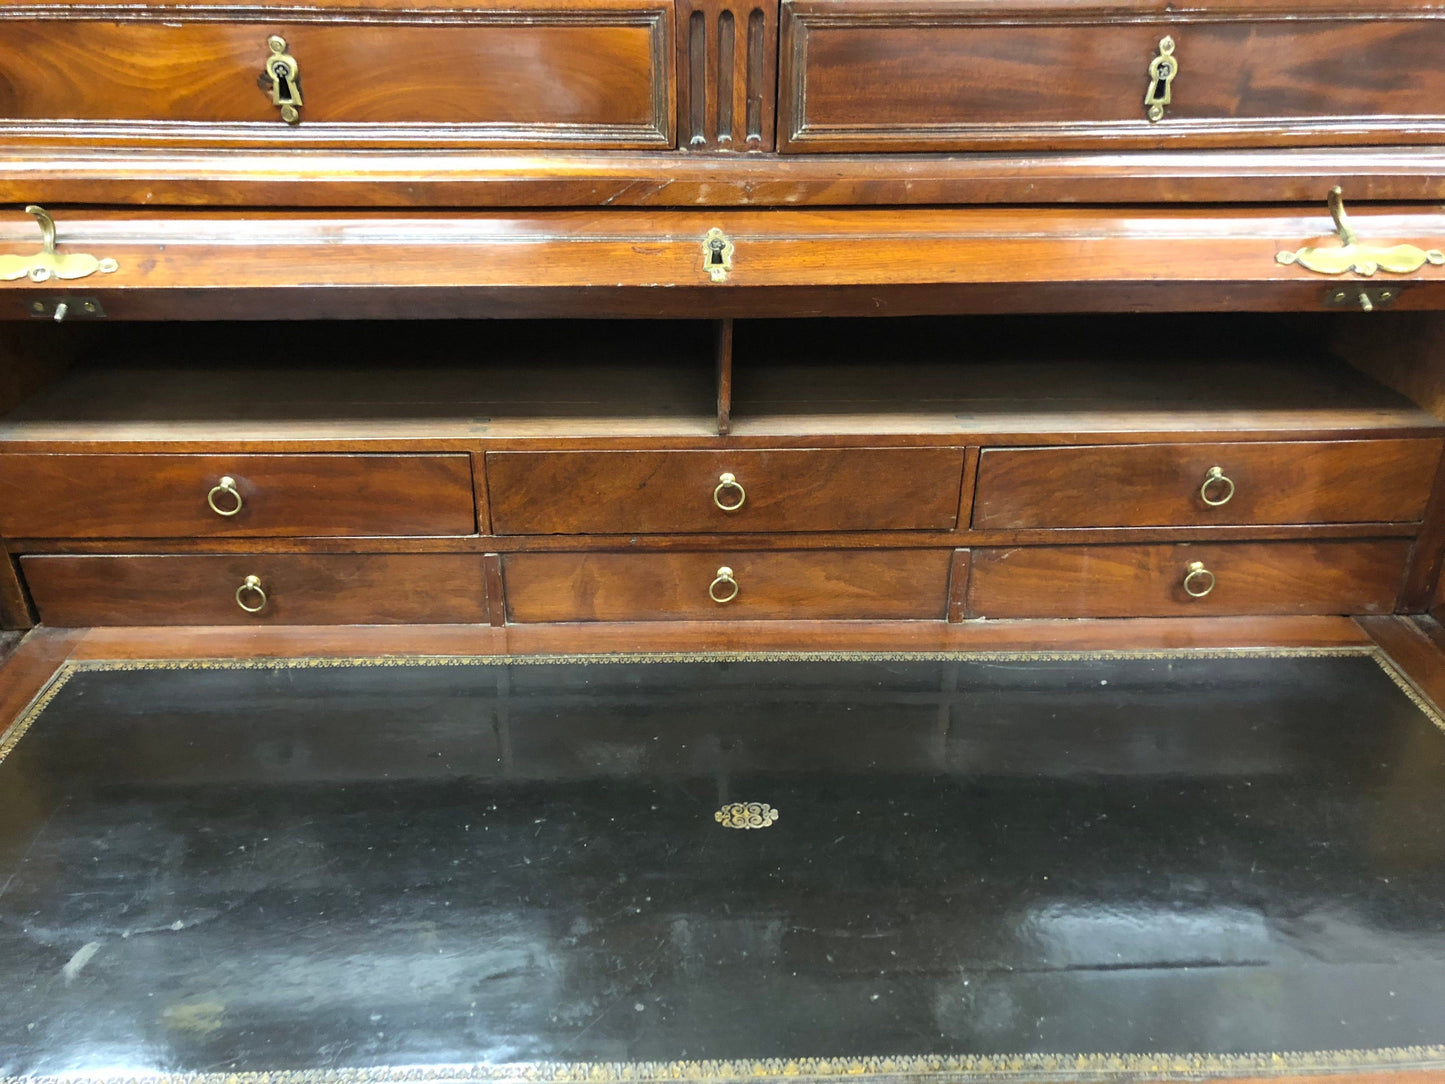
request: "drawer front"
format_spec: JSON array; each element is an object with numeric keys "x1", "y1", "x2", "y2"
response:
[
  {"x1": 973, "y1": 439, "x2": 1445, "y2": 529},
  {"x1": 21, "y1": 554, "x2": 490, "y2": 626},
  {"x1": 0, "y1": 7, "x2": 673, "y2": 149},
  {"x1": 779, "y1": 3, "x2": 1445, "y2": 152},
  {"x1": 503, "y1": 550, "x2": 953, "y2": 621},
  {"x1": 487, "y1": 448, "x2": 965, "y2": 534},
  {"x1": 967, "y1": 541, "x2": 1410, "y2": 619},
  {"x1": 0, "y1": 454, "x2": 476, "y2": 538}
]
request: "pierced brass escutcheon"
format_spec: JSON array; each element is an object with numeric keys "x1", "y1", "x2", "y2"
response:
[
  {"x1": 263, "y1": 35, "x2": 303, "y2": 125},
  {"x1": 1144, "y1": 36, "x2": 1178, "y2": 123},
  {"x1": 715, "y1": 802, "x2": 778, "y2": 829},
  {"x1": 703, "y1": 227, "x2": 734, "y2": 283},
  {"x1": 0, "y1": 206, "x2": 119, "y2": 284},
  {"x1": 1277, "y1": 187, "x2": 1445, "y2": 277}
]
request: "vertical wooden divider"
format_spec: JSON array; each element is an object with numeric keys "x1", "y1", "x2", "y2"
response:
[
  {"x1": 483, "y1": 554, "x2": 507, "y2": 627},
  {"x1": 716, "y1": 317, "x2": 734, "y2": 436}
]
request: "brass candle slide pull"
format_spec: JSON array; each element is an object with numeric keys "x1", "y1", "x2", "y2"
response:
[
  {"x1": 1277, "y1": 187, "x2": 1445, "y2": 277},
  {"x1": 0, "y1": 205, "x2": 119, "y2": 283}
]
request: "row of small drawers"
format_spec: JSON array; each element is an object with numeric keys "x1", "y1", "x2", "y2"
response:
[
  {"x1": 1, "y1": 440, "x2": 1440, "y2": 538},
  {"x1": 21, "y1": 541, "x2": 1411, "y2": 625}
]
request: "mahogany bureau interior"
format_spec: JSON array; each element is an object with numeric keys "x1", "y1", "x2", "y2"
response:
[{"x1": 4, "y1": 0, "x2": 1445, "y2": 1077}]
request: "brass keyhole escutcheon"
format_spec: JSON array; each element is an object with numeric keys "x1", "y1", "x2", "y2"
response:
[
  {"x1": 264, "y1": 35, "x2": 303, "y2": 125},
  {"x1": 702, "y1": 228, "x2": 734, "y2": 283},
  {"x1": 1144, "y1": 36, "x2": 1178, "y2": 123}
]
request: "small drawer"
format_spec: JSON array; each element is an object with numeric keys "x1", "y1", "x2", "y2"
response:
[
  {"x1": 502, "y1": 550, "x2": 953, "y2": 621},
  {"x1": 973, "y1": 439, "x2": 1445, "y2": 529},
  {"x1": 779, "y1": 1, "x2": 1445, "y2": 152},
  {"x1": 0, "y1": 454, "x2": 476, "y2": 538},
  {"x1": 21, "y1": 554, "x2": 490, "y2": 626},
  {"x1": 487, "y1": 448, "x2": 965, "y2": 534},
  {"x1": 966, "y1": 540, "x2": 1411, "y2": 619},
  {"x1": 0, "y1": 4, "x2": 673, "y2": 149}
]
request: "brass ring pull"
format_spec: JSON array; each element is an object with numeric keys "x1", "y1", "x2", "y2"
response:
[
  {"x1": 1199, "y1": 465, "x2": 1235, "y2": 507},
  {"x1": 709, "y1": 565, "x2": 740, "y2": 604},
  {"x1": 207, "y1": 476, "x2": 243, "y2": 517},
  {"x1": 713, "y1": 472, "x2": 746, "y2": 512},
  {"x1": 235, "y1": 574, "x2": 268, "y2": 614},
  {"x1": 1182, "y1": 561, "x2": 1216, "y2": 599}
]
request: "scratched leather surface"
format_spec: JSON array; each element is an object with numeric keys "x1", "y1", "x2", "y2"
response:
[{"x1": 1, "y1": 654, "x2": 1443, "y2": 1076}]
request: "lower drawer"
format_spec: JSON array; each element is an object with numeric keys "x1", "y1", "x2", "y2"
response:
[
  {"x1": 966, "y1": 540, "x2": 1411, "y2": 619},
  {"x1": 21, "y1": 554, "x2": 490, "y2": 626},
  {"x1": 502, "y1": 550, "x2": 953, "y2": 621}
]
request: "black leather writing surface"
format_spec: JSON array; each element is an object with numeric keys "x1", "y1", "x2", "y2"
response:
[{"x1": 1, "y1": 652, "x2": 1443, "y2": 1080}]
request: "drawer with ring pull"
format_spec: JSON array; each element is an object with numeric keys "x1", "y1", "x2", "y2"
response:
[
  {"x1": 971, "y1": 440, "x2": 1445, "y2": 530},
  {"x1": 501, "y1": 549, "x2": 953, "y2": 621},
  {"x1": 965, "y1": 540, "x2": 1412, "y2": 619},
  {"x1": 0, "y1": 453, "x2": 477, "y2": 538},
  {"x1": 19, "y1": 553, "x2": 491, "y2": 626},
  {"x1": 485, "y1": 448, "x2": 966, "y2": 534}
]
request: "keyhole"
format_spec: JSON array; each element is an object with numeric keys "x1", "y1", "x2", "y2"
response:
[
  {"x1": 710, "y1": 240, "x2": 726, "y2": 266},
  {"x1": 1151, "y1": 63, "x2": 1171, "y2": 101},
  {"x1": 271, "y1": 63, "x2": 294, "y2": 102}
]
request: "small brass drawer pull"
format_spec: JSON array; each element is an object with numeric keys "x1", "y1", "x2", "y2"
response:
[
  {"x1": 713, "y1": 472, "x2": 746, "y2": 512},
  {"x1": 709, "y1": 565, "x2": 740, "y2": 604},
  {"x1": 207, "y1": 476, "x2": 243, "y2": 517},
  {"x1": 235, "y1": 574, "x2": 268, "y2": 614},
  {"x1": 1182, "y1": 560, "x2": 1216, "y2": 599},
  {"x1": 1199, "y1": 465, "x2": 1235, "y2": 507}
]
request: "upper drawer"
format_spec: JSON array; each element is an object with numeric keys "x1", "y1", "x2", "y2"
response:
[
  {"x1": 973, "y1": 439, "x2": 1445, "y2": 530},
  {"x1": 778, "y1": 1, "x2": 1445, "y2": 152},
  {"x1": 0, "y1": 453, "x2": 477, "y2": 538},
  {"x1": 486, "y1": 448, "x2": 965, "y2": 534},
  {"x1": 0, "y1": 3, "x2": 674, "y2": 149}
]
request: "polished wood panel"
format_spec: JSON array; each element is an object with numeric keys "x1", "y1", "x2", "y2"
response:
[
  {"x1": 486, "y1": 448, "x2": 964, "y2": 533},
  {"x1": 0, "y1": 4, "x2": 674, "y2": 148},
  {"x1": 0, "y1": 453, "x2": 476, "y2": 538},
  {"x1": 1358, "y1": 614, "x2": 1445, "y2": 718},
  {"x1": 967, "y1": 540, "x2": 1411, "y2": 619},
  {"x1": 0, "y1": 627, "x2": 84, "y2": 736},
  {"x1": 502, "y1": 549, "x2": 952, "y2": 620},
  {"x1": 0, "y1": 547, "x2": 32, "y2": 630},
  {"x1": 21, "y1": 553, "x2": 490, "y2": 626},
  {"x1": 780, "y1": 2, "x2": 1445, "y2": 152},
  {"x1": 973, "y1": 439, "x2": 1444, "y2": 529}
]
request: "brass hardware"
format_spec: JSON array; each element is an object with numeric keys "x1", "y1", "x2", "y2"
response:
[
  {"x1": 1199, "y1": 466, "x2": 1235, "y2": 507},
  {"x1": 235, "y1": 574, "x2": 268, "y2": 614},
  {"x1": 1182, "y1": 560, "x2": 1216, "y2": 599},
  {"x1": 1325, "y1": 285, "x2": 1399, "y2": 312},
  {"x1": 263, "y1": 35, "x2": 303, "y2": 125},
  {"x1": 29, "y1": 297, "x2": 105, "y2": 320},
  {"x1": 1144, "y1": 36, "x2": 1178, "y2": 123},
  {"x1": 715, "y1": 802, "x2": 778, "y2": 829},
  {"x1": 709, "y1": 565, "x2": 740, "y2": 604},
  {"x1": 0, "y1": 206, "x2": 119, "y2": 283},
  {"x1": 207, "y1": 476, "x2": 244, "y2": 517},
  {"x1": 713, "y1": 471, "x2": 746, "y2": 512},
  {"x1": 703, "y1": 227, "x2": 733, "y2": 283},
  {"x1": 1277, "y1": 187, "x2": 1445, "y2": 277}
]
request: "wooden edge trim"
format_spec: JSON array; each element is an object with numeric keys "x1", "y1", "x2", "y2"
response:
[
  {"x1": 716, "y1": 317, "x2": 733, "y2": 437},
  {"x1": 946, "y1": 548, "x2": 971, "y2": 623},
  {"x1": 471, "y1": 450, "x2": 492, "y2": 536},
  {"x1": 1399, "y1": 445, "x2": 1445, "y2": 611},
  {"x1": 1356, "y1": 614, "x2": 1445, "y2": 718},
  {"x1": 483, "y1": 553, "x2": 506, "y2": 627},
  {"x1": 0, "y1": 545, "x2": 34, "y2": 630},
  {"x1": 0, "y1": 627, "x2": 84, "y2": 738}
]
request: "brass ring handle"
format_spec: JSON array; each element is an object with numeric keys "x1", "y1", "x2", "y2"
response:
[
  {"x1": 709, "y1": 565, "x2": 740, "y2": 604},
  {"x1": 1182, "y1": 560, "x2": 1216, "y2": 599},
  {"x1": 1199, "y1": 465, "x2": 1235, "y2": 507},
  {"x1": 235, "y1": 574, "x2": 268, "y2": 614},
  {"x1": 713, "y1": 472, "x2": 746, "y2": 513},
  {"x1": 207, "y1": 476, "x2": 244, "y2": 517}
]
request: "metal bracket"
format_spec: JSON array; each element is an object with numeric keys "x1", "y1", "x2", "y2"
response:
[
  {"x1": 1324, "y1": 286, "x2": 1400, "y2": 312},
  {"x1": 1277, "y1": 187, "x2": 1445, "y2": 276},
  {"x1": 27, "y1": 296, "x2": 106, "y2": 321},
  {"x1": 0, "y1": 206, "x2": 119, "y2": 283}
]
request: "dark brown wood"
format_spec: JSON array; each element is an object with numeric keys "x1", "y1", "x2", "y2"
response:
[
  {"x1": 21, "y1": 553, "x2": 491, "y2": 626},
  {"x1": 973, "y1": 439, "x2": 1445, "y2": 529},
  {"x1": 0, "y1": 3, "x2": 675, "y2": 149},
  {"x1": 779, "y1": 0, "x2": 1445, "y2": 153},
  {"x1": 502, "y1": 548, "x2": 953, "y2": 620},
  {"x1": 716, "y1": 317, "x2": 733, "y2": 436},
  {"x1": 483, "y1": 552, "x2": 507, "y2": 627},
  {"x1": 1357, "y1": 614, "x2": 1445, "y2": 717},
  {"x1": 945, "y1": 547, "x2": 970, "y2": 623},
  {"x1": 0, "y1": 545, "x2": 34, "y2": 630},
  {"x1": 0, "y1": 453, "x2": 477, "y2": 538},
  {"x1": 676, "y1": 0, "x2": 777, "y2": 150},
  {"x1": 485, "y1": 448, "x2": 965, "y2": 533},
  {"x1": 967, "y1": 539, "x2": 1412, "y2": 619},
  {"x1": 0, "y1": 627, "x2": 84, "y2": 734},
  {"x1": 1400, "y1": 444, "x2": 1445, "y2": 611}
]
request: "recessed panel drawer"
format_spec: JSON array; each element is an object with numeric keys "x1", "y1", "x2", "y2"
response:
[
  {"x1": 967, "y1": 541, "x2": 1410, "y2": 619},
  {"x1": 973, "y1": 439, "x2": 1444, "y2": 529},
  {"x1": 0, "y1": 454, "x2": 477, "y2": 538},
  {"x1": 0, "y1": 5, "x2": 674, "y2": 149},
  {"x1": 503, "y1": 550, "x2": 953, "y2": 621},
  {"x1": 487, "y1": 448, "x2": 965, "y2": 534},
  {"x1": 21, "y1": 554, "x2": 490, "y2": 626},
  {"x1": 779, "y1": 2, "x2": 1445, "y2": 152}
]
